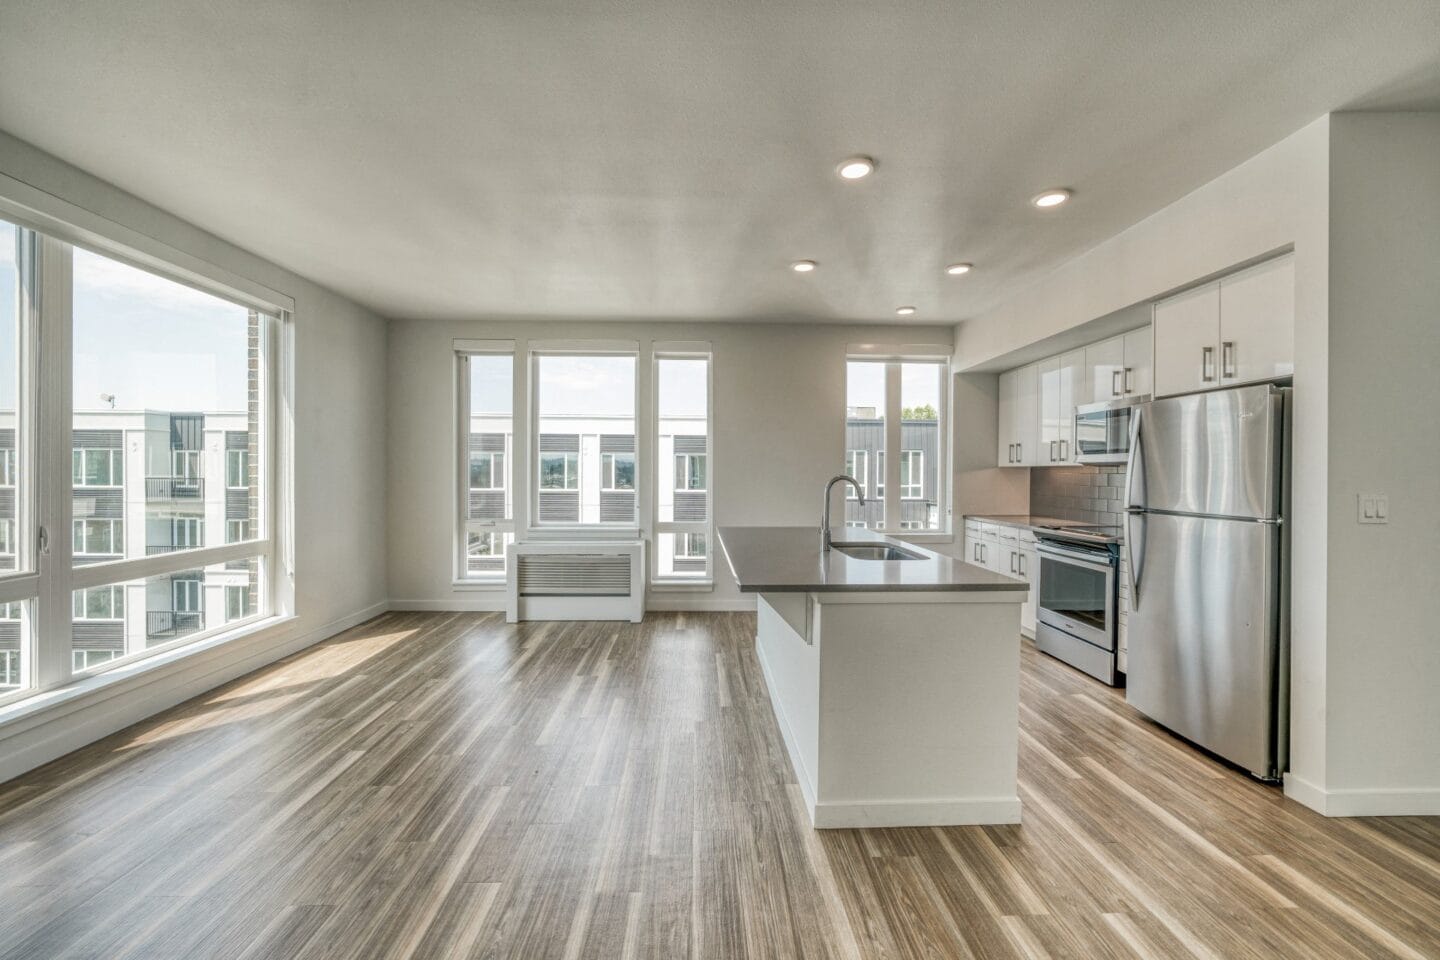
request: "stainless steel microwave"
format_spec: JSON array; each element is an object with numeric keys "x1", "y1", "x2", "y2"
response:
[{"x1": 1074, "y1": 396, "x2": 1148, "y2": 465}]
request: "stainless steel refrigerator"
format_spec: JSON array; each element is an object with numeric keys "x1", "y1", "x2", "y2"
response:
[{"x1": 1123, "y1": 383, "x2": 1289, "y2": 780}]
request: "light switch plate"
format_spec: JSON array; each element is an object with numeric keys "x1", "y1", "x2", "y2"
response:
[{"x1": 1357, "y1": 493, "x2": 1389, "y2": 524}]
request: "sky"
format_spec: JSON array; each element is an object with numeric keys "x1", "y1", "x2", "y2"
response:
[
  {"x1": 72, "y1": 248, "x2": 249, "y2": 412},
  {"x1": 471, "y1": 353, "x2": 707, "y2": 418},
  {"x1": 0, "y1": 223, "x2": 251, "y2": 415},
  {"x1": 847, "y1": 360, "x2": 942, "y2": 415},
  {"x1": 0, "y1": 225, "x2": 14, "y2": 411}
]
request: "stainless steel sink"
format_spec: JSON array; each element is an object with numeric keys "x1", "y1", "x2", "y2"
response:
[{"x1": 831, "y1": 542, "x2": 925, "y2": 561}]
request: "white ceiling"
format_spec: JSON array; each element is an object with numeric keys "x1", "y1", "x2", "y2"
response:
[{"x1": 1, "y1": 0, "x2": 1438, "y2": 324}]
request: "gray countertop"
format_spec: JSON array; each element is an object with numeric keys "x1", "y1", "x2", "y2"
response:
[
  {"x1": 964, "y1": 514, "x2": 1101, "y2": 532},
  {"x1": 717, "y1": 526, "x2": 1029, "y2": 594}
]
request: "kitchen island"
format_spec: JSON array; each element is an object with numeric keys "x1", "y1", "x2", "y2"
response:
[{"x1": 718, "y1": 526, "x2": 1028, "y2": 828}]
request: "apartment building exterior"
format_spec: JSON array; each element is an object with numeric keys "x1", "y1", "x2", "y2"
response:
[
  {"x1": 844, "y1": 410, "x2": 941, "y2": 530},
  {"x1": 0, "y1": 410, "x2": 252, "y2": 682},
  {"x1": 465, "y1": 412, "x2": 708, "y2": 577}
]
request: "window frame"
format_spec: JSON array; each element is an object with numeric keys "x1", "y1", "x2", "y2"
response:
[
  {"x1": 0, "y1": 201, "x2": 291, "y2": 709},
  {"x1": 843, "y1": 350, "x2": 951, "y2": 538},
  {"x1": 652, "y1": 345, "x2": 713, "y2": 585},
  {"x1": 454, "y1": 342, "x2": 517, "y2": 583}
]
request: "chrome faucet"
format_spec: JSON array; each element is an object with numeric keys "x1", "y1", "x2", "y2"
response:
[{"x1": 821, "y1": 474, "x2": 865, "y2": 552}]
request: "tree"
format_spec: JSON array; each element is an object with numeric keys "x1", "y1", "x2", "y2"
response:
[{"x1": 901, "y1": 403, "x2": 937, "y2": 421}]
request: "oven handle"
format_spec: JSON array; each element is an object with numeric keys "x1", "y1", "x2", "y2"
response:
[{"x1": 1037, "y1": 544, "x2": 1114, "y2": 573}]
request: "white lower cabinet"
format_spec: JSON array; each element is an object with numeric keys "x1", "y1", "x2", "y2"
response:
[
  {"x1": 966, "y1": 518, "x2": 1038, "y2": 636},
  {"x1": 1019, "y1": 542, "x2": 1037, "y2": 637}
]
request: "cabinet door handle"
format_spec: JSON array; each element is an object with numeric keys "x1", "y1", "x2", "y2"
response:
[
  {"x1": 1124, "y1": 366, "x2": 1133, "y2": 394},
  {"x1": 1112, "y1": 370, "x2": 1122, "y2": 397},
  {"x1": 1049, "y1": 440, "x2": 1057, "y2": 462},
  {"x1": 1201, "y1": 346, "x2": 1215, "y2": 383},
  {"x1": 1016, "y1": 443, "x2": 1022, "y2": 462},
  {"x1": 1222, "y1": 340, "x2": 1236, "y2": 379},
  {"x1": 1059, "y1": 439, "x2": 1068, "y2": 461},
  {"x1": 1010, "y1": 551, "x2": 1018, "y2": 574}
]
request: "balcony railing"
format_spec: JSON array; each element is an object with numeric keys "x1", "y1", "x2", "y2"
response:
[
  {"x1": 146, "y1": 610, "x2": 202, "y2": 641},
  {"x1": 146, "y1": 477, "x2": 204, "y2": 500}
]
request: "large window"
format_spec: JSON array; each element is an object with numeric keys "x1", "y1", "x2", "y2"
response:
[
  {"x1": 457, "y1": 348, "x2": 514, "y2": 579},
  {"x1": 534, "y1": 352, "x2": 637, "y2": 526},
  {"x1": 0, "y1": 210, "x2": 283, "y2": 704},
  {"x1": 844, "y1": 355, "x2": 947, "y2": 533},
  {"x1": 656, "y1": 351, "x2": 711, "y2": 580}
]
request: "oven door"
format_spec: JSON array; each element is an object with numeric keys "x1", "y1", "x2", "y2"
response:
[{"x1": 1037, "y1": 544, "x2": 1115, "y2": 650}]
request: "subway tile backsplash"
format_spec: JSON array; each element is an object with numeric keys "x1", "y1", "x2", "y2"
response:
[{"x1": 1029, "y1": 465, "x2": 1126, "y2": 526}]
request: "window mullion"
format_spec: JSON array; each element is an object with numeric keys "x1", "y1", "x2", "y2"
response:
[
  {"x1": 883, "y1": 361, "x2": 902, "y2": 531},
  {"x1": 34, "y1": 235, "x2": 73, "y2": 691}
]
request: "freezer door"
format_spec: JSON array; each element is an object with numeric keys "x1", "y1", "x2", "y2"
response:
[
  {"x1": 1124, "y1": 512, "x2": 1280, "y2": 777},
  {"x1": 1134, "y1": 384, "x2": 1282, "y2": 520}
]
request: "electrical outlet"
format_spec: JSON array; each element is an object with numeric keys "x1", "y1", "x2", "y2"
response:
[{"x1": 1357, "y1": 493, "x2": 1389, "y2": 524}]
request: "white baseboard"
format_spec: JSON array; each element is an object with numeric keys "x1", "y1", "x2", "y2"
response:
[
  {"x1": 646, "y1": 596, "x2": 756, "y2": 612},
  {"x1": 0, "y1": 600, "x2": 390, "y2": 785},
  {"x1": 390, "y1": 597, "x2": 506, "y2": 612},
  {"x1": 1284, "y1": 773, "x2": 1440, "y2": 817},
  {"x1": 812, "y1": 796, "x2": 1022, "y2": 829},
  {"x1": 392, "y1": 596, "x2": 756, "y2": 614}
]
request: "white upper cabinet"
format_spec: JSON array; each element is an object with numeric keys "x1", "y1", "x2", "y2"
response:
[
  {"x1": 1121, "y1": 326, "x2": 1152, "y2": 398},
  {"x1": 1038, "y1": 349, "x2": 1086, "y2": 464},
  {"x1": 1085, "y1": 334, "x2": 1125, "y2": 403},
  {"x1": 1154, "y1": 253, "x2": 1294, "y2": 398},
  {"x1": 1085, "y1": 331, "x2": 1147, "y2": 402},
  {"x1": 1153, "y1": 283, "x2": 1221, "y2": 396},
  {"x1": 997, "y1": 363, "x2": 1040, "y2": 467},
  {"x1": 1219, "y1": 254, "x2": 1295, "y2": 386}
]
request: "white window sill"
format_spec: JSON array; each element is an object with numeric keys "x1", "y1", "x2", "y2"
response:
[
  {"x1": 650, "y1": 579, "x2": 714, "y2": 593},
  {"x1": 524, "y1": 527, "x2": 642, "y2": 542},
  {"x1": 0, "y1": 613, "x2": 297, "y2": 740},
  {"x1": 451, "y1": 578, "x2": 506, "y2": 591}
]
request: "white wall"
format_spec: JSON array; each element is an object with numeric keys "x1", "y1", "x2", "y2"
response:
[
  {"x1": 0, "y1": 130, "x2": 389, "y2": 781},
  {"x1": 946, "y1": 372, "x2": 1029, "y2": 546},
  {"x1": 1322, "y1": 113, "x2": 1440, "y2": 812},
  {"x1": 385, "y1": 318, "x2": 954, "y2": 610}
]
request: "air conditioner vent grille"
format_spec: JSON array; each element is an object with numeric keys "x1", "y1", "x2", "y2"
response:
[{"x1": 517, "y1": 553, "x2": 632, "y2": 596}]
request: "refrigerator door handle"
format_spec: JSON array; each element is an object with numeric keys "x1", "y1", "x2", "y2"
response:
[{"x1": 1124, "y1": 406, "x2": 1145, "y2": 609}]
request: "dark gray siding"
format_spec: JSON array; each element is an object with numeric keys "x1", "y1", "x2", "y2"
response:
[{"x1": 844, "y1": 417, "x2": 940, "y2": 529}]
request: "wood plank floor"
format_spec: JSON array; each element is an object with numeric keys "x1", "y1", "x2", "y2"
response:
[{"x1": 0, "y1": 611, "x2": 1437, "y2": 959}]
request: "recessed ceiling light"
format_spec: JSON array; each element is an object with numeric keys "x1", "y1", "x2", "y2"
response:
[
  {"x1": 790, "y1": 260, "x2": 817, "y2": 273},
  {"x1": 836, "y1": 156, "x2": 876, "y2": 180},
  {"x1": 895, "y1": 306, "x2": 917, "y2": 316},
  {"x1": 945, "y1": 263, "x2": 973, "y2": 276},
  {"x1": 1031, "y1": 188, "x2": 1072, "y2": 208}
]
